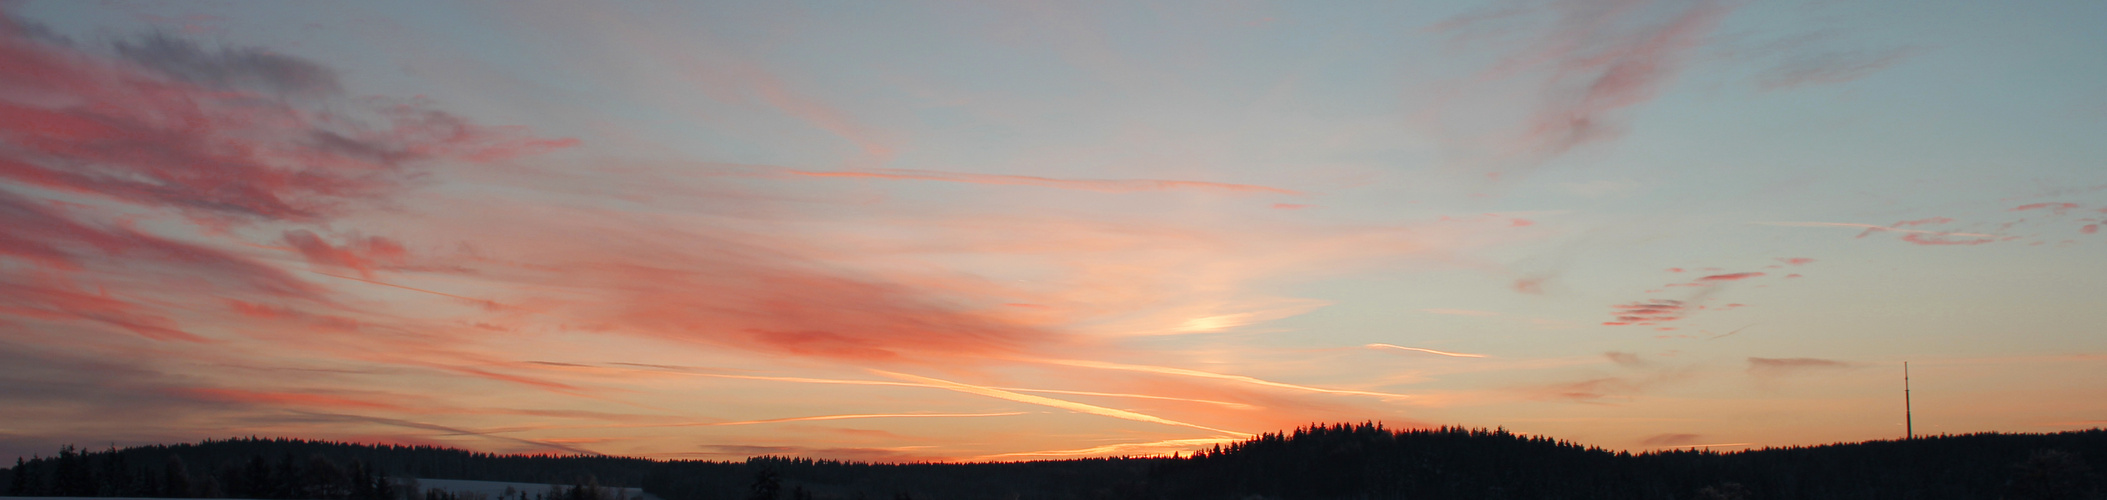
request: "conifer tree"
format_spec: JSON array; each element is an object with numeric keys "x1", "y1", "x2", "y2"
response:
[{"x1": 163, "y1": 456, "x2": 192, "y2": 498}]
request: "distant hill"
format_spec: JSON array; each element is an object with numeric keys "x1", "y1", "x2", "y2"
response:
[{"x1": 3, "y1": 424, "x2": 2102, "y2": 499}]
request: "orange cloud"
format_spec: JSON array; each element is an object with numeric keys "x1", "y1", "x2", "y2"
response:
[{"x1": 1042, "y1": 359, "x2": 1414, "y2": 400}]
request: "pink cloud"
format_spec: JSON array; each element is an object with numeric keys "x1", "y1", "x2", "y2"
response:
[
  {"x1": 1501, "y1": 1, "x2": 1732, "y2": 158},
  {"x1": 0, "y1": 278, "x2": 203, "y2": 342},
  {"x1": 1696, "y1": 272, "x2": 1764, "y2": 281},
  {"x1": 2011, "y1": 202, "x2": 2081, "y2": 215},
  {"x1": 2084, "y1": 225, "x2": 2100, "y2": 235},
  {"x1": 1605, "y1": 299, "x2": 1685, "y2": 325},
  {"x1": 1513, "y1": 276, "x2": 1548, "y2": 294},
  {"x1": 0, "y1": 190, "x2": 319, "y2": 298},
  {"x1": 283, "y1": 230, "x2": 409, "y2": 278},
  {"x1": 0, "y1": 55, "x2": 572, "y2": 225},
  {"x1": 1776, "y1": 257, "x2": 1814, "y2": 266}
]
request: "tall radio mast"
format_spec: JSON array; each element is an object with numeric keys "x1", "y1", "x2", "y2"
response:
[{"x1": 1904, "y1": 362, "x2": 1913, "y2": 440}]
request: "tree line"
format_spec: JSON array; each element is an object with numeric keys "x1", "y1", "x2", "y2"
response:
[
  {"x1": 3, "y1": 444, "x2": 396, "y2": 500},
  {"x1": 3, "y1": 425, "x2": 2102, "y2": 499},
  {"x1": 1, "y1": 438, "x2": 644, "y2": 500}
]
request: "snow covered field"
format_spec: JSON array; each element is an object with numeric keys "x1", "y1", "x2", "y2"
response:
[{"x1": 404, "y1": 478, "x2": 655, "y2": 500}]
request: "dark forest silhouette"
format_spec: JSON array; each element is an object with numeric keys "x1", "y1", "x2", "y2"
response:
[{"x1": 3, "y1": 424, "x2": 2102, "y2": 499}]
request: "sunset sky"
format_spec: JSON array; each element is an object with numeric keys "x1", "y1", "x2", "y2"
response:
[{"x1": 3, "y1": 0, "x2": 2103, "y2": 463}]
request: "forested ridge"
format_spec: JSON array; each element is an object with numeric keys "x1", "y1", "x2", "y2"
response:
[{"x1": 3, "y1": 424, "x2": 2101, "y2": 499}]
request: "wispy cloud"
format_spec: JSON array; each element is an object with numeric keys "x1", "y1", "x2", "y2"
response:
[
  {"x1": 598, "y1": 412, "x2": 1029, "y2": 430},
  {"x1": 1042, "y1": 359, "x2": 1414, "y2": 399},
  {"x1": 1753, "y1": 221, "x2": 1994, "y2": 238},
  {"x1": 1438, "y1": 0, "x2": 1733, "y2": 165},
  {"x1": 1747, "y1": 357, "x2": 1859, "y2": 378},
  {"x1": 1639, "y1": 432, "x2": 1703, "y2": 446},
  {"x1": 974, "y1": 437, "x2": 1244, "y2": 460},
  {"x1": 871, "y1": 370, "x2": 1248, "y2": 436},
  {"x1": 284, "y1": 231, "x2": 409, "y2": 279},
  {"x1": 2012, "y1": 202, "x2": 2082, "y2": 215},
  {"x1": 1757, "y1": 46, "x2": 1918, "y2": 90},
  {"x1": 783, "y1": 168, "x2": 1301, "y2": 195},
  {"x1": 1602, "y1": 299, "x2": 1684, "y2": 326},
  {"x1": 173, "y1": 388, "x2": 412, "y2": 412},
  {"x1": 582, "y1": 364, "x2": 1256, "y2": 409},
  {"x1": 1367, "y1": 344, "x2": 1488, "y2": 358}
]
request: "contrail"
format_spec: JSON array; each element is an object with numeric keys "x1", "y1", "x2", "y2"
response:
[
  {"x1": 973, "y1": 437, "x2": 1246, "y2": 460},
  {"x1": 1366, "y1": 344, "x2": 1488, "y2": 358},
  {"x1": 610, "y1": 367, "x2": 1255, "y2": 408},
  {"x1": 1042, "y1": 359, "x2": 1413, "y2": 399},
  {"x1": 470, "y1": 412, "x2": 1031, "y2": 435},
  {"x1": 1677, "y1": 442, "x2": 1756, "y2": 449},
  {"x1": 598, "y1": 412, "x2": 1029, "y2": 430},
  {"x1": 1006, "y1": 387, "x2": 1255, "y2": 409},
  {"x1": 1707, "y1": 324, "x2": 1756, "y2": 340},
  {"x1": 872, "y1": 370, "x2": 1249, "y2": 437},
  {"x1": 1751, "y1": 221, "x2": 1994, "y2": 237},
  {"x1": 693, "y1": 412, "x2": 1026, "y2": 427}
]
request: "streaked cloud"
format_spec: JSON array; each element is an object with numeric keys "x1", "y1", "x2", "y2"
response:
[
  {"x1": 871, "y1": 370, "x2": 1248, "y2": 436},
  {"x1": 1042, "y1": 359, "x2": 1414, "y2": 400},
  {"x1": 1367, "y1": 344, "x2": 1488, "y2": 358},
  {"x1": 1747, "y1": 357, "x2": 1860, "y2": 377},
  {"x1": 784, "y1": 168, "x2": 1301, "y2": 195}
]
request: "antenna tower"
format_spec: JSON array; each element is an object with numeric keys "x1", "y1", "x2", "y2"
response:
[{"x1": 1904, "y1": 361, "x2": 1913, "y2": 440}]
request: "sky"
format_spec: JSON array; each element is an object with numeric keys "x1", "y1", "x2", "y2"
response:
[{"x1": 1, "y1": 0, "x2": 2103, "y2": 463}]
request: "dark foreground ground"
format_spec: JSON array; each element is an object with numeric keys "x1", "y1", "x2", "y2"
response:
[{"x1": 4, "y1": 424, "x2": 2103, "y2": 499}]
